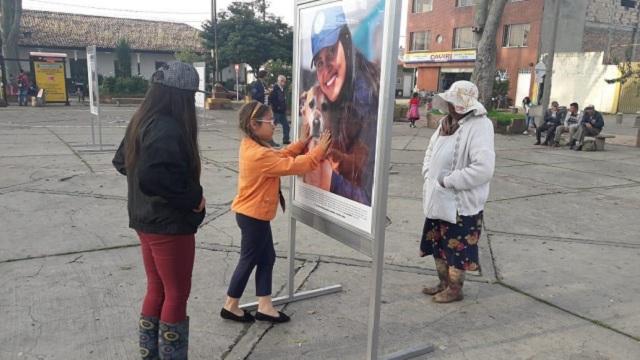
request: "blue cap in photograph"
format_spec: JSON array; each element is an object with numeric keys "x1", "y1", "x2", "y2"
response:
[{"x1": 311, "y1": 6, "x2": 347, "y2": 64}]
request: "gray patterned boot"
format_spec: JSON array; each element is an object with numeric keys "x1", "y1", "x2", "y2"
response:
[
  {"x1": 159, "y1": 317, "x2": 189, "y2": 359},
  {"x1": 139, "y1": 315, "x2": 159, "y2": 359}
]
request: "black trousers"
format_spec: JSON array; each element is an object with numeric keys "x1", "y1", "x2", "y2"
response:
[
  {"x1": 536, "y1": 122, "x2": 558, "y2": 143},
  {"x1": 227, "y1": 213, "x2": 276, "y2": 298}
]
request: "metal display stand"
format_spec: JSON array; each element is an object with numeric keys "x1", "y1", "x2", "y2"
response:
[
  {"x1": 82, "y1": 45, "x2": 106, "y2": 152},
  {"x1": 242, "y1": 1, "x2": 434, "y2": 359}
]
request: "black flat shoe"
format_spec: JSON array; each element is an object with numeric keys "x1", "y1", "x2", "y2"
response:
[
  {"x1": 255, "y1": 311, "x2": 290, "y2": 323},
  {"x1": 220, "y1": 308, "x2": 255, "y2": 323}
]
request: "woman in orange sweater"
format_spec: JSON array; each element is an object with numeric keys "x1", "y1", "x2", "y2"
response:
[{"x1": 221, "y1": 101, "x2": 331, "y2": 323}]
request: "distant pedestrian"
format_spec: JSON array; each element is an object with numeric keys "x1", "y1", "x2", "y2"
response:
[
  {"x1": 554, "y1": 102, "x2": 582, "y2": 147},
  {"x1": 407, "y1": 92, "x2": 420, "y2": 128},
  {"x1": 220, "y1": 101, "x2": 331, "y2": 324},
  {"x1": 269, "y1": 75, "x2": 291, "y2": 145},
  {"x1": 569, "y1": 105, "x2": 604, "y2": 151},
  {"x1": 522, "y1": 96, "x2": 534, "y2": 134},
  {"x1": 250, "y1": 70, "x2": 268, "y2": 104},
  {"x1": 535, "y1": 101, "x2": 564, "y2": 145},
  {"x1": 420, "y1": 81, "x2": 495, "y2": 303},
  {"x1": 113, "y1": 62, "x2": 206, "y2": 359},
  {"x1": 17, "y1": 70, "x2": 29, "y2": 106}
]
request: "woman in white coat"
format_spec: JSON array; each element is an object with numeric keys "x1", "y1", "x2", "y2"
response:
[{"x1": 420, "y1": 81, "x2": 495, "y2": 303}]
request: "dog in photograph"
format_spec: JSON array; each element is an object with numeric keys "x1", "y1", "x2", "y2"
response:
[{"x1": 299, "y1": 85, "x2": 332, "y2": 190}]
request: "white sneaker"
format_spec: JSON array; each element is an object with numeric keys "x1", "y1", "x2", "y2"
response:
[{"x1": 522, "y1": 130, "x2": 528, "y2": 135}]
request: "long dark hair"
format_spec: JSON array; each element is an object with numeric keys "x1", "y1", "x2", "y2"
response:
[
  {"x1": 238, "y1": 101, "x2": 272, "y2": 147},
  {"x1": 124, "y1": 83, "x2": 201, "y2": 180},
  {"x1": 327, "y1": 25, "x2": 380, "y2": 153}
]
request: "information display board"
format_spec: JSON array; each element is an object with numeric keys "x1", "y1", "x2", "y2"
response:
[
  {"x1": 86, "y1": 46, "x2": 99, "y2": 115},
  {"x1": 30, "y1": 52, "x2": 68, "y2": 104},
  {"x1": 292, "y1": 0, "x2": 387, "y2": 245}
]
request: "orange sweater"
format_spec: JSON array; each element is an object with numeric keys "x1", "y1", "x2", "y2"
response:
[{"x1": 231, "y1": 137, "x2": 325, "y2": 221}]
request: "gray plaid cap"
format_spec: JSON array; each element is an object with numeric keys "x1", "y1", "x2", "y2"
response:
[{"x1": 151, "y1": 61, "x2": 205, "y2": 93}]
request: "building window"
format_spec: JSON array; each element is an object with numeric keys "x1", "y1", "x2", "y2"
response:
[
  {"x1": 456, "y1": 0, "x2": 475, "y2": 7},
  {"x1": 453, "y1": 27, "x2": 476, "y2": 49},
  {"x1": 502, "y1": 24, "x2": 530, "y2": 47},
  {"x1": 413, "y1": 0, "x2": 433, "y2": 12},
  {"x1": 621, "y1": 0, "x2": 636, "y2": 8},
  {"x1": 410, "y1": 31, "x2": 431, "y2": 51}
]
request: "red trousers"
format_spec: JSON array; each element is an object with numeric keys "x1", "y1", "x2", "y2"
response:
[{"x1": 137, "y1": 231, "x2": 195, "y2": 324}]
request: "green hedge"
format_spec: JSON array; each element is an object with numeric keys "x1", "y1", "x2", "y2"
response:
[{"x1": 100, "y1": 76, "x2": 148, "y2": 96}]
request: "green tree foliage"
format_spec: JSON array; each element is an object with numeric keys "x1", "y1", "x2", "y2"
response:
[
  {"x1": 114, "y1": 39, "x2": 132, "y2": 78},
  {"x1": 175, "y1": 50, "x2": 205, "y2": 64},
  {"x1": 201, "y1": 1, "x2": 292, "y2": 77}
]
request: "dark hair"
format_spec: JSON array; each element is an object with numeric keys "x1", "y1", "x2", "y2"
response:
[
  {"x1": 523, "y1": 96, "x2": 530, "y2": 103},
  {"x1": 412, "y1": 92, "x2": 419, "y2": 98},
  {"x1": 124, "y1": 83, "x2": 200, "y2": 180},
  {"x1": 551, "y1": 101, "x2": 559, "y2": 107},
  {"x1": 238, "y1": 101, "x2": 272, "y2": 147},
  {"x1": 257, "y1": 70, "x2": 268, "y2": 79},
  {"x1": 327, "y1": 25, "x2": 380, "y2": 153},
  {"x1": 570, "y1": 102, "x2": 579, "y2": 109}
]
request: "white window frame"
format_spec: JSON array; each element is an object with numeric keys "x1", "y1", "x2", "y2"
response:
[
  {"x1": 410, "y1": 31, "x2": 431, "y2": 51},
  {"x1": 456, "y1": 0, "x2": 475, "y2": 7},
  {"x1": 453, "y1": 27, "x2": 476, "y2": 49},
  {"x1": 502, "y1": 23, "x2": 530, "y2": 48},
  {"x1": 413, "y1": 0, "x2": 433, "y2": 13}
]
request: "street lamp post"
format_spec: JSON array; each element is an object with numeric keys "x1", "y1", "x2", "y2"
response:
[{"x1": 211, "y1": 0, "x2": 219, "y2": 87}]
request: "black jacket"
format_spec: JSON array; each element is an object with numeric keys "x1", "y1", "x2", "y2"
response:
[
  {"x1": 250, "y1": 80, "x2": 266, "y2": 104},
  {"x1": 581, "y1": 111, "x2": 605, "y2": 130},
  {"x1": 113, "y1": 115, "x2": 205, "y2": 235},
  {"x1": 544, "y1": 108, "x2": 565, "y2": 126},
  {"x1": 268, "y1": 85, "x2": 287, "y2": 114}
]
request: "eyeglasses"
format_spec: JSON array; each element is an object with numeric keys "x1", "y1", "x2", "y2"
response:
[{"x1": 255, "y1": 119, "x2": 275, "y2": 124}]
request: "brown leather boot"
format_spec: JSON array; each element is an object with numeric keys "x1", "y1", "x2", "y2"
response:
[
  {"x1": 422, "y1": 259, "x2": 449, "y2": 295},
  {"x1": 433, "y1": 267, "x2": 464, "y2": 303}
]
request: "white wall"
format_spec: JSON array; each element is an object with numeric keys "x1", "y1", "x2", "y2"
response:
[
  {"x1": 17, "y1": 47, "x2": 176, "y2": 79},
  {"x1": 550, "y1": 52, "x2": 620, "y2": 113}
]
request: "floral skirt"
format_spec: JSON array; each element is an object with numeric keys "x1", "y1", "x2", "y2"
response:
[{"x1": 420, "y1": 212, "x2": 483, "y2": 271}]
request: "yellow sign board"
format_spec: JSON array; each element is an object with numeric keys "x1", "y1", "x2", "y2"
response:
[{"x1": 31, "y1": 53, "x2": 68, "y2": 103}]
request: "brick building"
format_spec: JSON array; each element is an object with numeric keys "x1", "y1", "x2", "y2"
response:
[{"x1": 403, "y1": 0, "x2": 640, "y2": 108}]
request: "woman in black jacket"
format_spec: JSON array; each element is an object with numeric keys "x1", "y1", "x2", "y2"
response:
[{"x1": 113, "y1": 62, "x2": 205, "y2": 359}]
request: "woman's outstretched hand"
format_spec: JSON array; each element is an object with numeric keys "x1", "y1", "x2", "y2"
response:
[{"x1": 316, "y1": 130, "x2": 332, "y2": 155}]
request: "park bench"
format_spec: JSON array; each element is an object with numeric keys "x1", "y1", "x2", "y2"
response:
[{"x1": 584, "y1": 134, "x2": 616, "y2": 151}]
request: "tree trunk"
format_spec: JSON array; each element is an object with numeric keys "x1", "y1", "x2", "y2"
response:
[
  {"x1": 472, "y1": 0, "x2": 489, "y2": 45},
  {"x1": 471, "y1": 0, "x2": 508, "y2": 110},
  {"x1": 1, "y1": 0, "x2": 22, "y2": 78}
]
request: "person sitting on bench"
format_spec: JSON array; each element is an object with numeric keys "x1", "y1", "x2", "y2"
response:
[
  {"x1": 554, "y1": 102, "x2": 582, "y2": 147},
  {"x1": 535, "y1": 101, "x2": 564, "y2": 146},
  {"x1": 569, "y1": 105, "x2": 604, "y2": 151}
]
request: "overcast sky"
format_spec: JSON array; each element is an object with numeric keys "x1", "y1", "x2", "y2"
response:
[{"x1": 23, "y1": 0, "x2": 408, "y2": 46}]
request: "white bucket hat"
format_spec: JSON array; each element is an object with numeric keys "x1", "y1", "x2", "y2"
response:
[{"x1": 432, "y1": 80, "x2": 487, "y2": 116}]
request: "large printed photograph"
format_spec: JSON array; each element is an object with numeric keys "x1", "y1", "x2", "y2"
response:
[{"x1": 294, "y1": 0, "x2": 385, "y2": 233}]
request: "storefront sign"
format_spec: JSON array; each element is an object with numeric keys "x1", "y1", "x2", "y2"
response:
[{"x1": 403, "y1": 50, "x2": 476, "y2": 64}]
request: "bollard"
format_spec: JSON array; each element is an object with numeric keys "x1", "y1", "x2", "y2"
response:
[{"x1": 616, "y1": 112, "x2": 623, "y2": 125}]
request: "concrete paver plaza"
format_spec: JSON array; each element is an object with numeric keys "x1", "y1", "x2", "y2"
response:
[{"x1": 1, "y1": 105, "x2": 639, "y2": 359}]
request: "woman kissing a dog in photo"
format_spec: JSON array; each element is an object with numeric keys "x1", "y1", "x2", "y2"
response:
[{"x1": 300, "y1": 5, "x2": 380, "y2": 206}]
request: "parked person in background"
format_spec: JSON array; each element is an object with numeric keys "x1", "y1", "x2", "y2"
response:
[
  {"x1": 221, "y1": 101, "x2": 331, "y2": 324},
  {"x1": 553, "y1": 102, "x2": 582, "y2": 147},
  {"x1": 569, "y1": 105, "x2": 604, "y2": 151},
  {"x1": 522, "y1": 96, "x2": 534, "y2": 134},
  {"x1": 17, "y1": 70, "x2": 30, "y2": 106},
  {"x1": 269, "y1": 75, "x2": 291, "y2": 145},
  {"x1": 250, "y1": 70, "x2": 268, "y2": 104},
  {"x1": 407, "y1": 92, "x2": 420, "y2": 128},
  {"x1": 112, "y1": 62, "x2": 206, "y2": 359},
  {"x1": 535, "y1": 101, "x2": 564, "y2": 145},
  {"x1": 420, "y1": 81, "x2": 495, "y2": 303}
]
